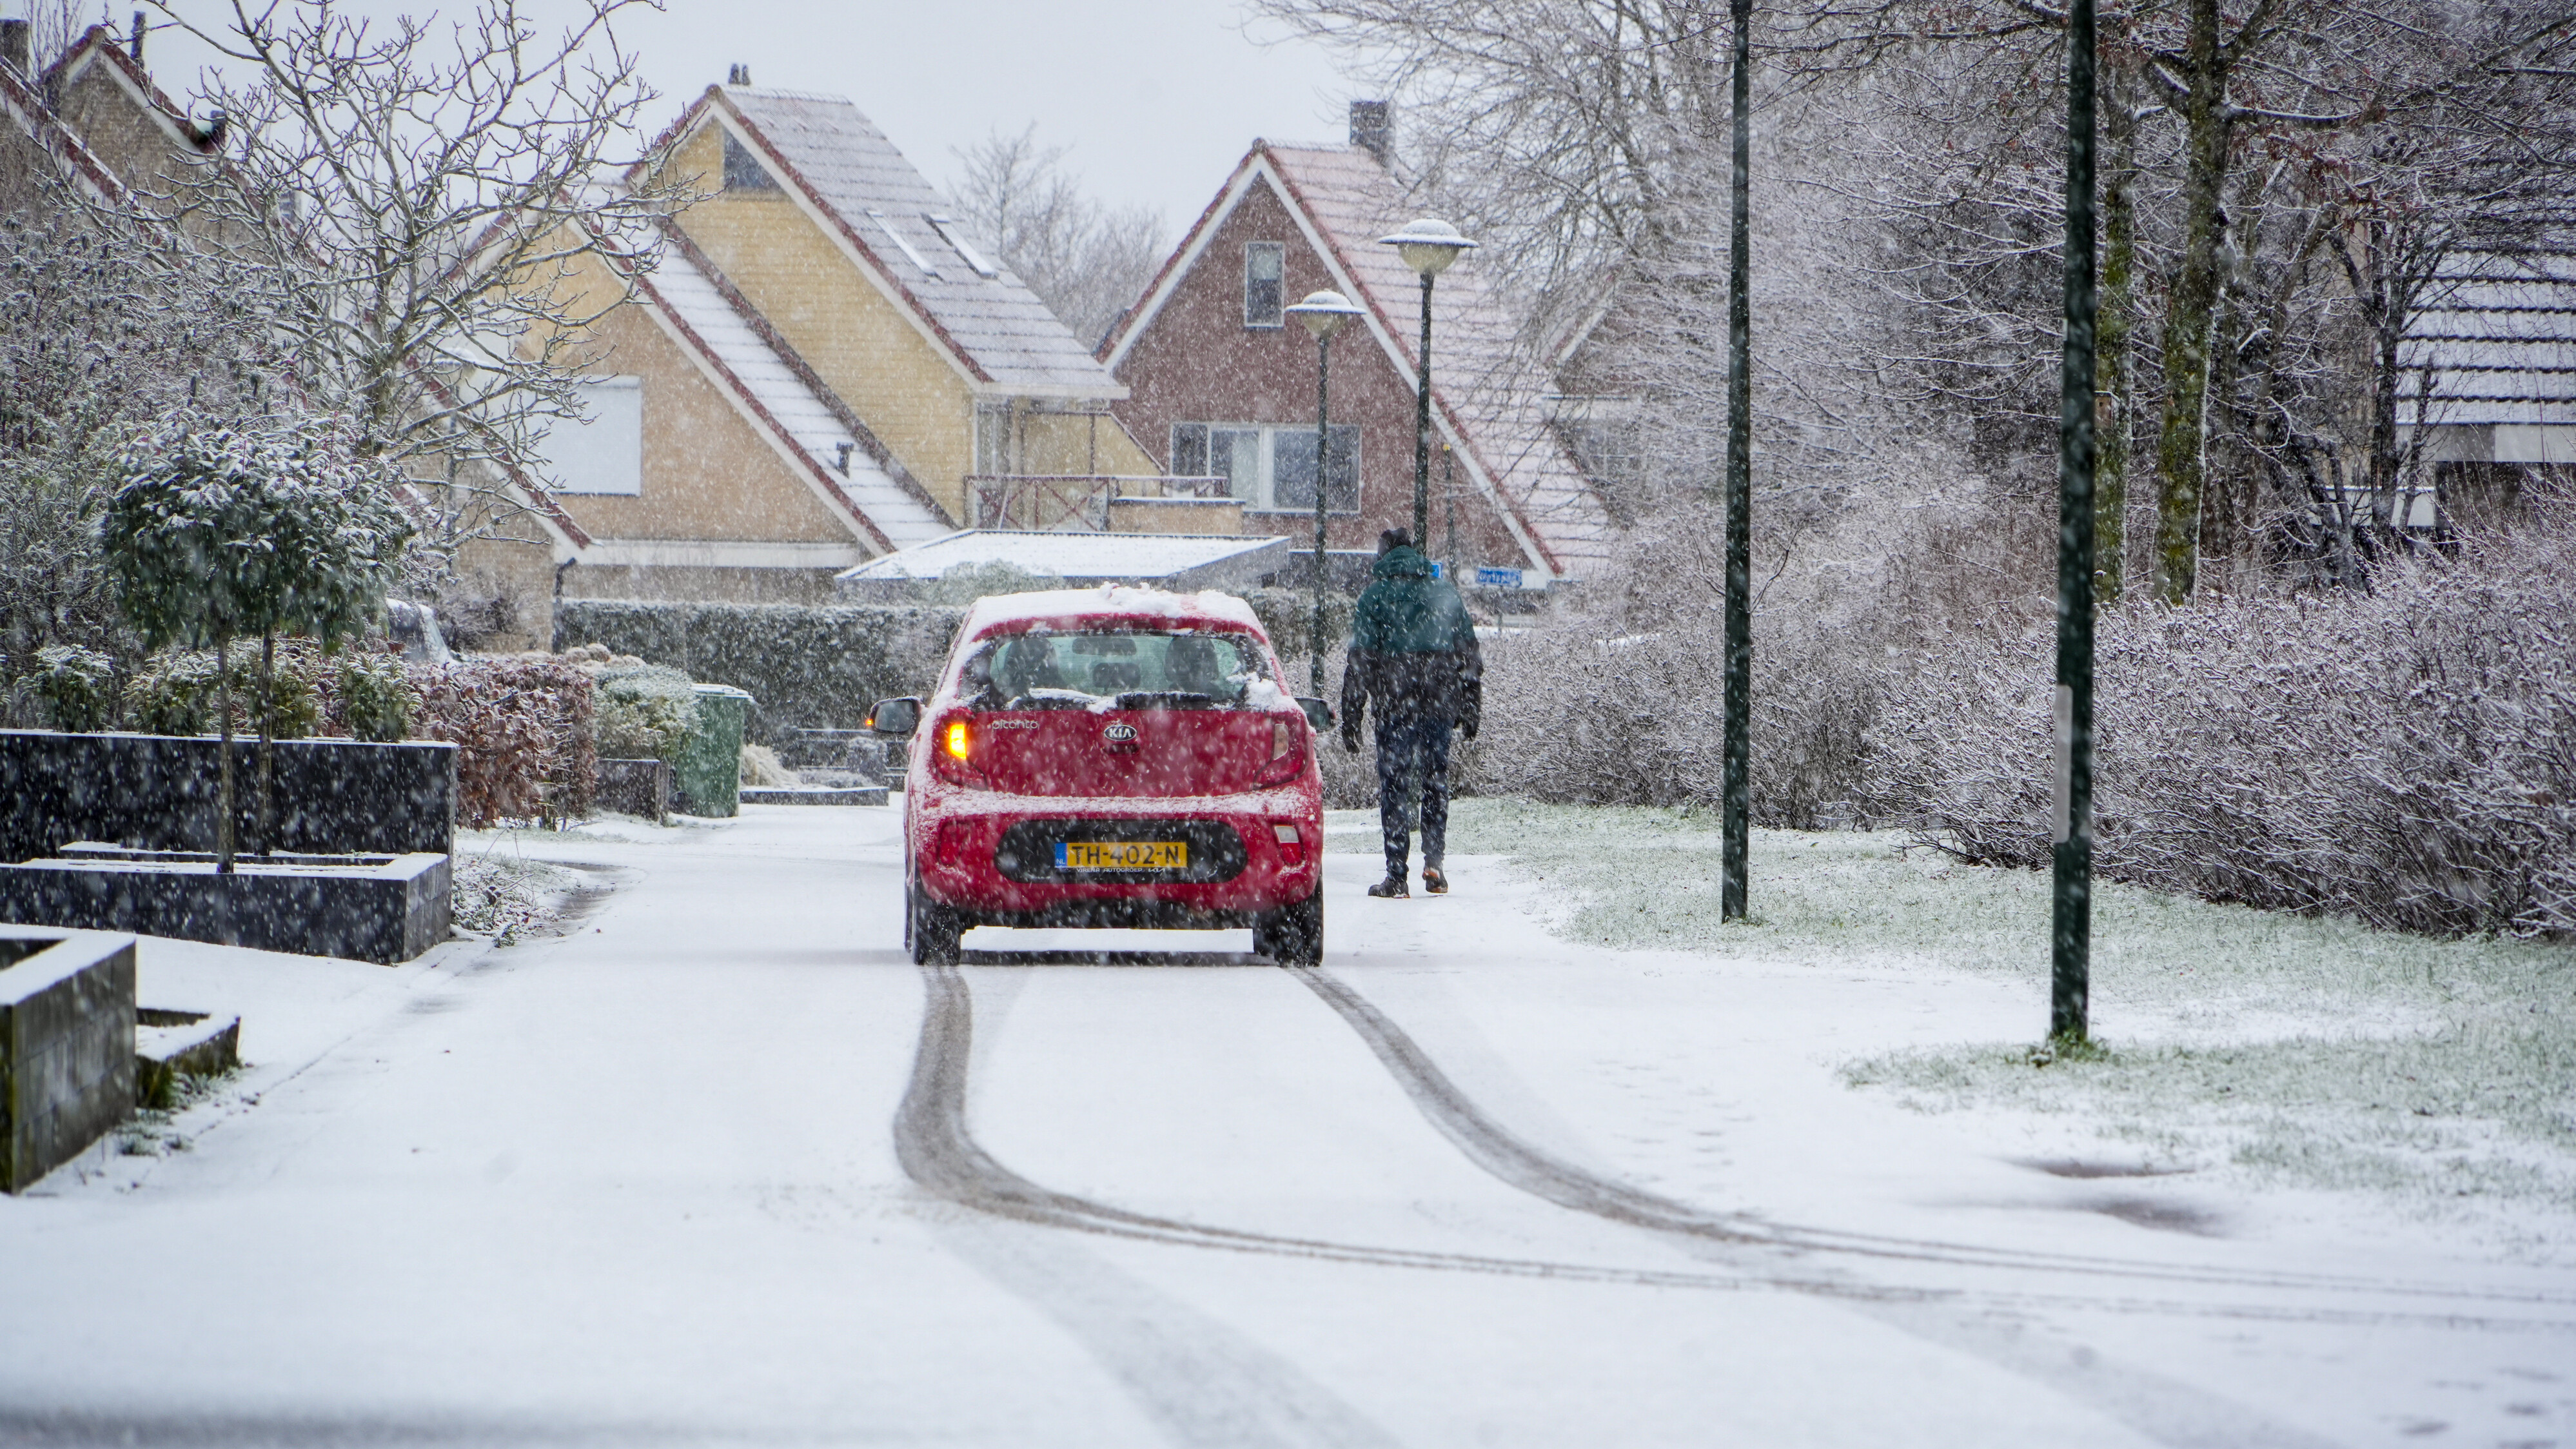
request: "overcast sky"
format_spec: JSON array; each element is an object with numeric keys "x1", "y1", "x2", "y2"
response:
[{"x1": 135, "y1": 0, "x2": 1366, "y2": 233}]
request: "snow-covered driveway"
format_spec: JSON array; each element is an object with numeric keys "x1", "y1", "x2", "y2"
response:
[{"x1": 3, "y1": 805, "x2": 2568, "y2": 1446}]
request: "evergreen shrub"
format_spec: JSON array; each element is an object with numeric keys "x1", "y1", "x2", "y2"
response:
[
  {"x1": 592, "y1": 664, "x2": 699, "y2": 765},
  {"x1": 31, "y1": 645, "x2": 117, "y2": 731}
]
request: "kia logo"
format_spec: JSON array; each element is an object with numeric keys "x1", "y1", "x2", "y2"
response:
[{"x1": 1102, "y1": 722, "x2": 1139, "y2": 742}]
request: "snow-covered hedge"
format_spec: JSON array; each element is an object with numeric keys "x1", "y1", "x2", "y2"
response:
[
  {"x1": 409, "y1": 658, "x2": 596, "y2": 827},
  {"x1": 1881, "y1": 544, "x2": 2576, "y2": 938},
  {"x1": 553, "y1": 600, "x2": 963, "y2": 744}
]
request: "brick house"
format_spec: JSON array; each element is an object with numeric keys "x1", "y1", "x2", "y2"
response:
[{"x1": 1099, "y1": 106, "x2": 1613, "y2": 587}]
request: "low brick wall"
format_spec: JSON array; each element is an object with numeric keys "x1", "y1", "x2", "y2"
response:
[
  {"x1": 0, "y1": 732, "x2": 458, "y2": 864},
  {"x1": 0, "y1": 927, "x2": 137, "y2": 1193},
  {"x1": 0, "y1": 853, "x2": 450, "y2": 965}
]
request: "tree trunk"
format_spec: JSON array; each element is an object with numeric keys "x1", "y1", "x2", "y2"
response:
[
  {"x1": 257, "y1": 631, "x2": 276, "y2": 856},
  {"x1": 2153, "y1": 0, "x2": 2230, "y2": 605},
  {"x1": 215, "y1": 633, "x2": 235, "y2": 875},
  {"x1": 2096, "y1": 70, "x2": 2137, "y2": 607}
]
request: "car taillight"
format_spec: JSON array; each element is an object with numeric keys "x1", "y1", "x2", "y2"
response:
[
  {"x1": 1272, "y1": 822, "x2": 1306, "y2": 865},
  {"x1": 1255, "y1": 714, "x2": 1304, "y2": 785},
  {"x1": 929, "y1": 712, "x2": 981, "y2": 786}
]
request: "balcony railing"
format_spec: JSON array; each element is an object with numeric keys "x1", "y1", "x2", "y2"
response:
[{"x1": 965, "y1": 475, "x2": 1230, "y2": 532}]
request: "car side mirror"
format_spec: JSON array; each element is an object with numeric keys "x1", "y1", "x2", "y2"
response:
[
  {"x1": 1295, "y1": 696, "x2": 1333, "y2": 732},
  {"x1": 867, "y1": 696, "x2": 922, "y2": 736}
]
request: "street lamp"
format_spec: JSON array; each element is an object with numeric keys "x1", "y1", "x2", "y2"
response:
[
  {"x1": 1284, "y1": 288, "x2": 1367, "y2": 696},
  {"x1": 1379, "y1": 218, "x2": 1479, "y2": 546}
]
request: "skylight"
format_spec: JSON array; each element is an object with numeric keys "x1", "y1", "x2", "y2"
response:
[
  {"x1": 865, "y1": 210, "x2": 942, "y2": 279},
  {"x1": 926, "y1": 215, "x2": 1001, "y2": 279}
]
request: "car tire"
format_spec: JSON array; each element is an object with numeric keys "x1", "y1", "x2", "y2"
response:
[
  {"x1": 1255, "y1": 886, "x2": 1324, "y2": 965},
  {"x1": 909, "y1": 881, "x2": 961, "y2": 966}
]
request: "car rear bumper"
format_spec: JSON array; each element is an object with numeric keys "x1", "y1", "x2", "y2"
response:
[{"x1": 909, "y1": 789, "x2": 1322, "y2": 923}]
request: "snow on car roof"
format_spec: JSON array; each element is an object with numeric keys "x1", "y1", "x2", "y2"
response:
[{"x1": 961, "y1": 585, "x2": 1267, "y2": 640}]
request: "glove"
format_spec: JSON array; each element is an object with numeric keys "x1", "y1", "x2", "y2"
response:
[
  {"x1": 1461, "y1": 716, "x2": 1479, "y2": 742},
  {"x1": 1341, "y1": 727, "x2": 1362, "y2": 755}
]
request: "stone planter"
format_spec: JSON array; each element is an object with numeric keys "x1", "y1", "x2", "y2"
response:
[
  {"x1": 0, "y1": 926, "x2": 137, "y2": 1193},
  {"x1": 0, "y1": 849, "x2": 450, "y2": 965}
]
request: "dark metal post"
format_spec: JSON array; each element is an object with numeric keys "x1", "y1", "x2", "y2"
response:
[
  {"x1": 1312, "y1": 331, "x2": 1333, "y2": 698},
  {"x1": 2052, "y1": 0, "x2": 2099, "y2": 1043},
  {"x1": 1413, "y1": 272, "x2": 1435, "y2": 546},
  {"x1": 1721, "y1": 0, "x2": 1753, "y2": 922}
]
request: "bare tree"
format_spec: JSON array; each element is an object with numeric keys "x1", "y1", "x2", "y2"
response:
[
  {"x1": 130, "y1": 0, "x2": 694, "y2": 581},
  {"x1": 25, "y1": 0, "x2": 97, "y2": 74},
  {"x1": 948, "y1": 126, "x2": 1164, "y2": 350}
]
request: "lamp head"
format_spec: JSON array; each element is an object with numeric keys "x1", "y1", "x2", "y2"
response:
[
  {"x1": 1379, "y1": 217, "x2": 1478, "y2": 278},
  {"x1": 1283, "y1": 288, "x2": 1365, "y2": 339}
]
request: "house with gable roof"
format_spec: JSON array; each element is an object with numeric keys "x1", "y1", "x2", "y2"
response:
[
  {"x1": 2394, "y1": 248, "x2": 2576, "y2": 532},
  {"x1": 1099, "y1": 104, "x2": 1613, "y2": 587}
]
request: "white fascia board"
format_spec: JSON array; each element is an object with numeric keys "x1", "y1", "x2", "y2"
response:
[
  {"x1": 1101, "y1": 157, "x2": 1264, "y2": 374},
  {"x1": 629, "y1": 282, "x2": 895, "y2": 557},
  {"x1": 967, "y1": 377, "x2": 1132, "y2": 404},
  {"x1": 1252, "y1": 163, "x2": 1557, "y2": 580},
  {"x1": 56, "y1": 46, "x2": 199, "y2": 152},
  {"x1": 707, "y1": 106, "x2": 987, "y2": 396},
  {"x1": 576, "y1": 539, "x2": 868, "y2": 569}
]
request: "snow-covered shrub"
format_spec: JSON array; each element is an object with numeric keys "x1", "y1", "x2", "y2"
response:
[
  {"x1": 590, "y1": 664, "x2": 698, "y2": 765},
  {"x1": 408, "y1": 659, "x2": 595, "y2": 827},
  {"x1": 553, "y1": 600, "x2": 962, "y2": 744},
  {"x1": 29, "y1": 644, "x2": 117, "y2": 731},
  {"x1": 326, "y1": 649, "x2": 415, "y2": 743},
  {"x1": 905, "y1": 561, "x2": 1061, "y2": 606},
  {"x1": 122, "y1": 642, "x2": 323, "y2": 739},
  {"x1": 1878, "y1": 538, "x2": 2576, "y2": 938},
  {"x1": 740, "y1": 743, "x2": 794, "y2": 787}
]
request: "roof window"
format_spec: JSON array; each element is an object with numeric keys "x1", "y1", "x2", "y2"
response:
[
  {"x1": 868, "y1": 210, "x2": 943, "y2": 279},
  {"x1": 927, "y1": 215, "x2": 1000, "y2": 279},
  {"x1": 722, "y1": 132, "x2": 776, "y2": 192}
]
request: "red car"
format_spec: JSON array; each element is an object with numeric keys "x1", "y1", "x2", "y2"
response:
[{"x1": 872, "y1": 587, "x2": 1331, "y2": 966}]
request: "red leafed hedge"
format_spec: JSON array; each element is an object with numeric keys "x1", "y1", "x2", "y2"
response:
[{"x1": 406, "y1": 659, "x2": 596, "y2": 828}]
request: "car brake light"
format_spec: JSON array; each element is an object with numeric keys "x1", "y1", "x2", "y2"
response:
[{"x1": 944, "y1": 719, "x2": 970, "y2": 761}]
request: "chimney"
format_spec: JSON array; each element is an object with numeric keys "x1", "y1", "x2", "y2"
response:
[
  {"x1": 1, "y1": 15, "x2": 30, "y2": 79},
  {"x1": 128, "y1": 8, "x2": 144, "y2": 63},
  {"x1": 1350, "y1": 99, "x2": 1391, "y2": 166},
  {"x1": 727, "y1": 63, "x2": 750, "y2": 86}
]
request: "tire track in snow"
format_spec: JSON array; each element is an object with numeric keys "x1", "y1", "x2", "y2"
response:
[{"x1": 1284, "y1": 962, "x2": 2576, "y2": 1316}]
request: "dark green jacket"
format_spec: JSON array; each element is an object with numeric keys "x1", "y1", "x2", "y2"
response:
[{"x1": 1341, "y1": 546, "x2": 1482, "y2": 734}]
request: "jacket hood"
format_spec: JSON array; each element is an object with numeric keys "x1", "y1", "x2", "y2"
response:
[{"x1": 1372, "y1": 545, "x2": 1435, "y2": 580}]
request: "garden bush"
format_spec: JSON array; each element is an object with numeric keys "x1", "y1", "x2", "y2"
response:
[
  {"x1": 30, "y1": 645, "x2": 117, "y2": 732},
  {"x1": 408, "y1": 658, "x2": 596, "y2": 827},
  {"x1": 121, "y1": 641, "x2": 324, "y2": 740},
  {"x1": 590, "y1": 662, "x2": 699, "y2": 765}
]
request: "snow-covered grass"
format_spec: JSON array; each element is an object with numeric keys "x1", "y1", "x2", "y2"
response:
[
  {"x1": 450, "y1": 847, "x2": 580, "y2": 943},
  {"x1": 1332, "y1": 797, "x2": 2576, "y2": 1230}
]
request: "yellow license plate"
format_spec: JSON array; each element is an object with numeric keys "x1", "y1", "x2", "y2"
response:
[{"x1": 1057, "y1": 840, "x2": 1188, "y2": 871}]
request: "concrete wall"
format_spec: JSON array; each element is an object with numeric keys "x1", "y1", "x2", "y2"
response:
[
  {"x1": 0, "y1": 927, "x2": 135, "y2": 1193},
  {"x1": 0, "y1": 732, "x2": 457, "y2": 865},
  {"x1": 0, "y1": 853, "x2": 449, "y2": 965}
]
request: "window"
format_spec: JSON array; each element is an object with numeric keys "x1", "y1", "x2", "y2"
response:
[
  {"x1": 975, "y1": 402, "x2": 1016, "y2": 475},
  {"x1": 925, "y1": 214, "x2": 999, "y2": 278},
  {"x1": 963, "y1": 631, "x2": 1273, "y2": 709},
  {"x1": 867, "y1": 210, "x2": 943, "y2": 279},
  {"x1": 1243, "y1": 242, "x2": 1284, "y2": 328},
  {"x1": 722, "y1": 132, "x2": 775, "y2": 192},
  {"x1": 533, "y1": 377, "x2": 644, "y2": 495},
  {"x1": 1171, "y1": 421, "x2": 1357, "y2": 513}
]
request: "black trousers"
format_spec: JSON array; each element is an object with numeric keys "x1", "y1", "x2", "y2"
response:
[{"x1": 1375, "y1": 713, "x2": 1453, "y2": 876}]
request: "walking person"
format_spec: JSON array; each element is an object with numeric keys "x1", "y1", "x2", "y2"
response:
[{"x1": 1341, "y1": 527, "x2": 1482, "y2": 897}]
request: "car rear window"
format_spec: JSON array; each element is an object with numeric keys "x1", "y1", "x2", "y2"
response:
[{"x1": 960, "y1": 631, "x2": 1271, "y2": 710}]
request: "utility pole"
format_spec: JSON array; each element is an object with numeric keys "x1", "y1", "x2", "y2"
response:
[
  {"x1": 1721, "y1": 0, "x2": 1753, "y2": 922},
  {"x1": 2052, "y1": 0, "x2": 2099, "y2": 1044}
]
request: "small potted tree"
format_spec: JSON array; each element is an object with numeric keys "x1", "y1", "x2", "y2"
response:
[{"x1": 102, "y1": 415, "x2": 408, "y2": 874}]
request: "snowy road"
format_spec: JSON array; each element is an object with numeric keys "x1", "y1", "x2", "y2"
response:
[{"x1": 3, "y1": 805, "x2": 2570, "y2": 1447}]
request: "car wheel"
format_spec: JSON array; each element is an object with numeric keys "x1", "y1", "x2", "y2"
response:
[
  {"x1": 909, "y1": 881, "x2": 961, "y2": 966},
  {"x1": 1256, "y1": 886, "x2": 1323, "y2": 965}
]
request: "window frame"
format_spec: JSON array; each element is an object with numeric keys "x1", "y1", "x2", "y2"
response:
[
  {"x1": 1170, "y1": 420, "x2": 1359, "y2": 515},
  {"x1": 1243, "y1": 241, "x2": 1285, "y2": 329}
]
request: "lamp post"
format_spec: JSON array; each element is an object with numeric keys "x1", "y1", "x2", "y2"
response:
[
  {"x1": 1722, "y1": 0, "x2": 1753, "y2": 923},
  {"x1": 2052, "y1": 0, "x2": 2099, "y2": 1045},
  {"x1": 1284, "y1": 288, "x2": 1367, "y2": 698},
  {"x1": 1379, "y1": 219, "x2": 1479, "y2": 546}
]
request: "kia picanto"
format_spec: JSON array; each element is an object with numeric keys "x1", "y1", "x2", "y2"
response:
[{"x1": 872, "y1": 587, "x2": 1330, "y2": 966}]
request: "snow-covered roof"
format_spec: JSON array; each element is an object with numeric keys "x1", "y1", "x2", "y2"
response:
[
  {"x1": 667, "y1": 87, "x2": 1126, "y2": 399},
  {"x1": 960, "y1": 585, "x2": 1268, "y2": 639},
  {"x1": 2398, "y1": 251, "x2": 2576, "y2": 428},
  {"x1": 630, "y1": 238, "x2": 949, "y2": 551},
  {"x1": 835, "y1": 529, "x2": 1289, "y2": 600},
  {"x1": 1103, "y1": 141, "x2": 1614, "y2": 582}
]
